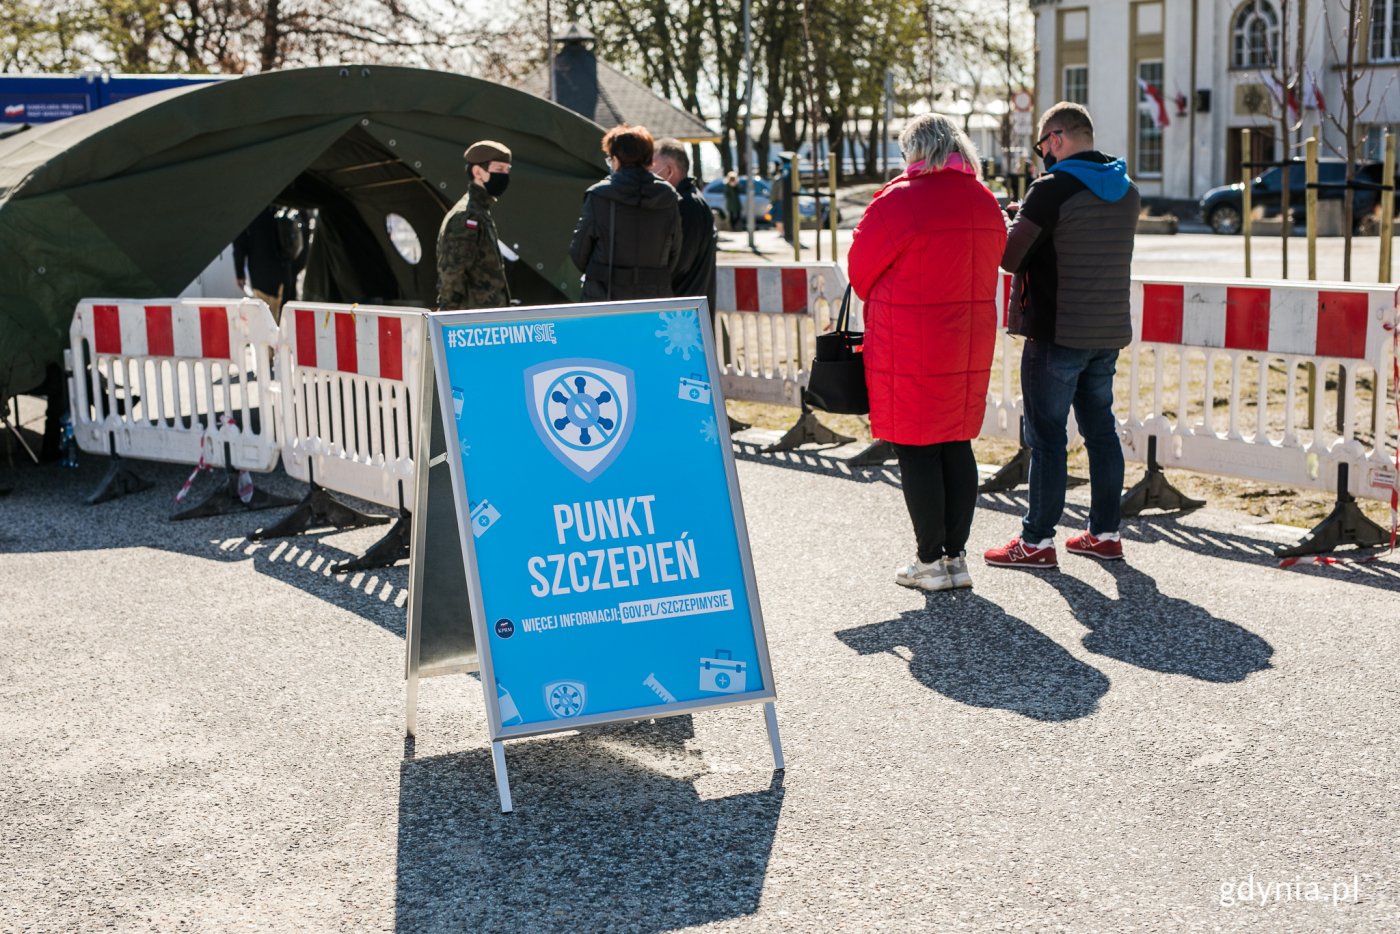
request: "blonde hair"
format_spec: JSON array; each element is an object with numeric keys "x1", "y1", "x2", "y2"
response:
[{"x1": 899, "y1": 113, "x2": 981, "y2": 178}]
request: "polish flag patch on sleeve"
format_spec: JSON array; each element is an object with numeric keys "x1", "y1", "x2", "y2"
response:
[{"x1": 466, "y1": 219, "x2": 479, "y2": 229}]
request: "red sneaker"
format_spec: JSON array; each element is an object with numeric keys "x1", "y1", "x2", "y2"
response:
[
  {"x1": 1065, "y1": 531, "x2": 1124, "y2": 561},
  {"x1": 984, "y1": 538, "x2": 1058, "y2": 569}
]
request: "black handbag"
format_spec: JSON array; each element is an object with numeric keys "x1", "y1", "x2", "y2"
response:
[{"x1": 802, "y1": 285, "x2": 869, "y2": 415}]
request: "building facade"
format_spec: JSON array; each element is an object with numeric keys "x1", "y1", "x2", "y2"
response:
[{"x1": 1032, "y1": 0, "x2": 1400, "y2": 202}]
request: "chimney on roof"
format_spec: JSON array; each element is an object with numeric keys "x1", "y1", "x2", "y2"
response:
[{"x1": 552, "y1": 22, "x2": 598, "y2": 121}]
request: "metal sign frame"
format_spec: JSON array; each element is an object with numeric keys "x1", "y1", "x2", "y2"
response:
[
  {"x1": 404, "y1": 356, "x2": 482, "y2": 739},
  {"x1": 425, "y1": 298, "x2": 783, "y2": 811}
]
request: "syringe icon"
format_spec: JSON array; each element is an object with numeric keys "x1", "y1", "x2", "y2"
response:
[{"x1": 643, "y1": 673, "x2": 676, "y2": 703}]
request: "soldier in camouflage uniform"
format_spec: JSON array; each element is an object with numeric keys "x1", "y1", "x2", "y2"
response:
[{"x1": 436, "y1": 140, "x2": 514, "y2": 309}]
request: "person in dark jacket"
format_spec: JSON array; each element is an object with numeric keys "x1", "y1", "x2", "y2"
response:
[
  {"x1": 436, "y1": 139, "x2": 514, "y2": 310},
  {"x1": 650, "y1": 137, "x2": 717, "y2": 313},
  {"x1": 984, "y1": 101, "x2": 1140, "y2": 570},
  {"x1": 723, "y1": 171, "x2": 743, "y2": 230},
  {"x1": 848, "y1": 113, "x2": 1006, "y2": 592},
  {"x1": 569, "y1": 125, "x2": 682, "y2": 301},
  {"x1": 233, "y1": 206, "x2": 308, "y2": 321}
]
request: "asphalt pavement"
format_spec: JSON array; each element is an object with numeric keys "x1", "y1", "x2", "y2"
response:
[{"x1": 1, "y1": 397, "x2": 1397, "y2": 932}]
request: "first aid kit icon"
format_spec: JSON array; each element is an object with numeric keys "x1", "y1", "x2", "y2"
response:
[
  {"x1": 452, "y1": 387, "x2": 465, "y2": 419},
  {"x1": 470, "y1": 500, "x2": 501, "y2": 537},
  {"x1": 699, "y1": 650, "x2": 747, "y2": 693},
  {"x1": 678, "y1": 375, "x2": 711, "y2": 405}
]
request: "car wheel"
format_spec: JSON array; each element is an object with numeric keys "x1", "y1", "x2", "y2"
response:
[{"x1": 1209, "y1": 204, "x2": 1242, "y2": 235}]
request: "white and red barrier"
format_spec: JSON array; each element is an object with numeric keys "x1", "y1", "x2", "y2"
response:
[
  {"x1": 68, "y1": 298, "x2": 280, "y2": 470},
  {"x1": 1123, "y1": 279, "x2": 1397, "y2": 502},
  {"x1": 275, "y1": 303, "x2": 427, "y2": 510},
  {"x1": 979, "y1": 275, "x2": 1398, "y2": 506},
  {"x1": 714, "y1": 263, "x2": 848, "y2": 407}
]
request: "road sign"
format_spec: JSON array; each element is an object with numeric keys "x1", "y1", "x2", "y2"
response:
[
  {"x1": 1012, "y1": 89, "x2": 1034, "y2": 113},
  {"x1": 425, "y1": 298, "x2": 783, "y2": 810},
  {"x1": 1012, "y1": 110, "x2": 1033, "y2": 138}
]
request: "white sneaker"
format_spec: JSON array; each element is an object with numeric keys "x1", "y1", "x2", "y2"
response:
[
  {"x1": 944, "y1": 553, "x2": 972, "y2": 589},
  {"x1": 896, "y1": 559, "x2": 953, "y2": 592}
]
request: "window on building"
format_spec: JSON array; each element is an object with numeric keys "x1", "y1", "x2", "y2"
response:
[
  {"x1": 1137, "y1": 61, "x2": 1164, "y2": 177},
  {"x1": 1371, "y1": 0, "x2": 1400, "y2": 61},
  {"x1": 1232, "y1": 0, "x2": 1280, "y2": 68},
  {"x1": 1063, "y1": 66, "x2": 1089, "y2": 105},
  {"x1": 1364, "y1": 124, "x2": 1400, "y2": 160}
]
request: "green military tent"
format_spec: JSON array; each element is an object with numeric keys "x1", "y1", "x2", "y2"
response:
[{"x1": 0, "y1": 65, "x2": 608, "y2": 399}]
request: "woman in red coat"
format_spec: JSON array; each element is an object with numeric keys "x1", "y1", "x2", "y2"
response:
[{"x1": 847, "y1": 113, "x2": 1007, "y2": 592}]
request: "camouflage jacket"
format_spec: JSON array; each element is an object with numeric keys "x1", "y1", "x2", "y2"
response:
[{"x1": 436, "y1": 184, "x2": 511, "y2": 309}]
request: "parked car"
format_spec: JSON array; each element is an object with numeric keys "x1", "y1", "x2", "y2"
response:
[
  {"x1": 701, "y1": 177, "x2": 840, "y2": 229},
  {"x1": 1199, "y1": 158, "x2": 1391, "y2": 234},
  {"x1": 703, "y1": 177, "x2": 775, "y2": 228}
]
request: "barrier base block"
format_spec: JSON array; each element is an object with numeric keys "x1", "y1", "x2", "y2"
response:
[
  {"x1": 1120, "y1": 465, "x2": 1206, "y2": 517},
  {"x1": 848, "y1": 439, "x2": 898, "y2": 466},
  {"x1": 979, "y1": 445, "x2": 1030, "y2": 493},
  {"x1": 1275, "y1": 493, "x2": 1390, "y2": 558},
  {"x1": 761, "y1": 408, "x2": 855, "y2": 453},
  {"x1": 334, "y1": 512, "x2": 411, "y2": 573},
  {"x1": 86, "y1": 456, "x2": 155, "y2": 506},
  {"x1": 977, "y1": 444, "x2": 1088, "y2": 495},
  {"x1": 171, "y1": 472, "x2": 298, "y2": 521},
  {"x1": 250, "y1": 483, "x2": 392, "y2": 541}
]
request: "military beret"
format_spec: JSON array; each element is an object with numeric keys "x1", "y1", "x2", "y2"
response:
[{"x1": 463, "y1": 140, "x2": 513, "y2": 165}]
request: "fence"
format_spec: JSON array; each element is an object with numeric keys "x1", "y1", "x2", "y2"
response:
[
  {"x1": 975, "y1": 274, "x2": 1398, "y2": 552},
  {"x1": 68, "y1": 278, "x2": 1396, "y2": 558},
  {"x1": 67, "y1": 298, "x2": 289, "y2": 513},
  {"x1": 276, "y1": 303, "x2": 425, "y2": 510},
  {"x1": 713, "y1": 263, "x2": 848, "y2": 407}
]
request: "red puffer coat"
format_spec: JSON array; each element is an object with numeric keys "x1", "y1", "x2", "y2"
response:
[{"x1": 848, "y1": 156, "x2": 1006, "y2": 446}]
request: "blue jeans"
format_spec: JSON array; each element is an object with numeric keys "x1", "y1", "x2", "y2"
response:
[{"x1": 1020, "y1": 340, "x2": 1124, "y2": 543}]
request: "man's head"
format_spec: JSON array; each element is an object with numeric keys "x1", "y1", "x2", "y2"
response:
[
  {"x1": 1035, "y1": 102, "x2": 1094, "y2": 168},
  {"x1": 650, "y1": 137, "x2": 689, "y2": 185},
  {"x1": 601, "y1": 124, "x2": 655, "y2": 171},
  {"x1": 464, "y1": 140, "x2": 513, "y2": 195}
]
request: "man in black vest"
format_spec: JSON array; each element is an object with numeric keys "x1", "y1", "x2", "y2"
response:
[
  {"x1": 985, "y1": 102, "x2": 1140, "y2": 570},
  {"x1": 651, "y1": 137, "x2": 717, "y2": 314}
]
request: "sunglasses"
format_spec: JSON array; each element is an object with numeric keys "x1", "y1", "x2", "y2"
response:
[{"x1": 1033, "y1": 129, "x2": 1063, "y2": 160}]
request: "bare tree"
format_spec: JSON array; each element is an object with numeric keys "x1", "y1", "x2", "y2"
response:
[{"x1": 1322, "y1": 0, "x2": 1395, "y2": 279}]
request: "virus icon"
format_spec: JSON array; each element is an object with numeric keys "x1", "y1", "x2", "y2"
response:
[
  {"x1": 655, "y1": 310, "x2": 702, "y2": 361},
  {"x1": 459, "y1": 438, "x2": 472, "y2": 459},
  {"x1": 544, "y1": 371, "x2": 620, "y2": 450},
  {"x1": 700, "y1": 415, "x2": 718, "y2": 444},
  {"x1": 544, "y1": 680, "x2": 586, "y2": 718}
]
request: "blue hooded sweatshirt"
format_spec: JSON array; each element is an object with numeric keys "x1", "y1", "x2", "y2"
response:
[{"x1": 1051, "y1": 155, "x2": 1133, "y2": 203}]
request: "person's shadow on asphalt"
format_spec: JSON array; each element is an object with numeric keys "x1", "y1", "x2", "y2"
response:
[
  {"x1": 1041, "y1": 562, "x2": 1274, "y2": 682},
  {"x1": 835, "y1": 593, "x2": 1109, "y2": 722}
]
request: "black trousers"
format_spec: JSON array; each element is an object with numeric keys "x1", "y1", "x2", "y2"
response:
[{"x1": 893, "y1": 440, "x2": 979, "y2": 563}]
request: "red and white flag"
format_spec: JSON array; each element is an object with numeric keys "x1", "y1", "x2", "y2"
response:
[
  {"x1": 1137, "y1": 78, "x2": 1170, "y2": 128},
  {"x1": 1306, "y1": 70, "x2": 1327, "y2": 114},
  {"x1": 1261, "y1": 73, "x2": 1301, "y2": 121},
  {"x1": 3, "y1": 104, "x2": 24, "y2": 118}
]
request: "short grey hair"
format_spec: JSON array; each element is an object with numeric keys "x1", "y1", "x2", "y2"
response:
[
  {"x1": 654, "y1": 137, "x2": 689, "y2": 175},
  {"x1": 899, "y1": 113, "x2": 981, "y2": 177}
]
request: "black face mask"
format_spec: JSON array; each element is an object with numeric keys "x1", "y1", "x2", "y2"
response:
[
  {"x1": 484, "y1": 171, "x2": 510, "y2": 198},
  {"x1": 1041, "y1": 153, "x2": 1057, "y2": 170}
]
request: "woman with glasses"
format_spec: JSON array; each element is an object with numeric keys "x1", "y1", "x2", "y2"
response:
[{"x1": 847, "y1": 113, "x2": 1007, "y2": 592}]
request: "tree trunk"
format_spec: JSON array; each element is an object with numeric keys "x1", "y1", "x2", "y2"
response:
[
  {"x1": 260, "y1": 0, "x2": 280, "y2": 71},
  {"x1": 866, "y1": 108, "x2": 880, "y2": 178}
]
